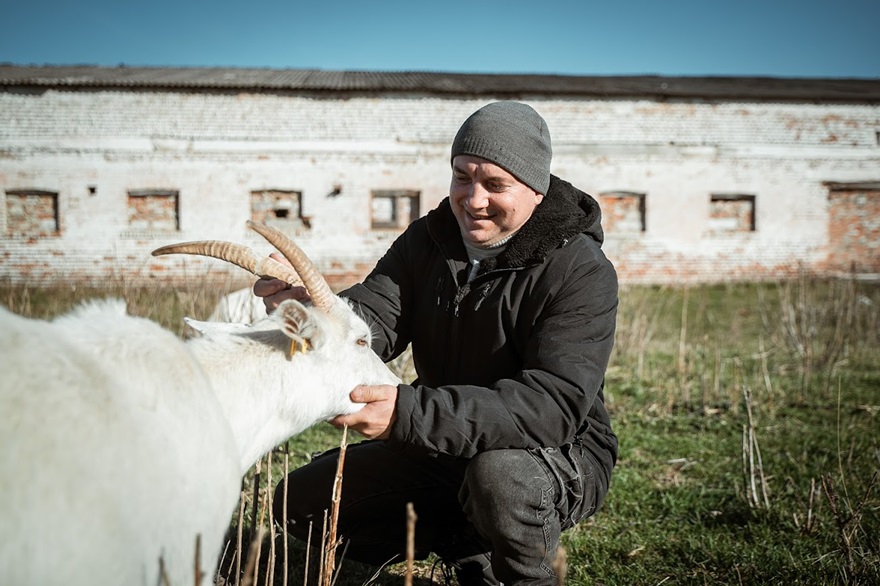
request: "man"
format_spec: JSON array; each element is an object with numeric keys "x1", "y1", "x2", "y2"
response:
[{"x1": 256, "y1": 101, "x2": 618, "y2": 585}]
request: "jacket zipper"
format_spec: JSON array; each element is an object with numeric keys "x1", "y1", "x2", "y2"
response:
[
  {"x1": 443, "y1": 264, "x2": 523, "y2": 381},
  {"x1": 452, "y1": 285, "x2": 469, "y2": 317}
]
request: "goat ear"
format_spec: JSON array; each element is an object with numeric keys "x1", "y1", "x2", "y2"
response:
[{"x1": 275, "y1": 300, "x2": 324, "y2": 350}]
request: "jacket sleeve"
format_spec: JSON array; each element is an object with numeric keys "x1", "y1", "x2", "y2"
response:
[{"x1": 389, "y1": 241, "x2": 618, "y2": 458}]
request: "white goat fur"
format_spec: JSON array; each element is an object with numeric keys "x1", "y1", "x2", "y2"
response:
[
  {"x1": 0, "y1": 296, "x2": 399, "y2": 585},
  {"x1": 209, "y1": 286, "x2": 267, "y2": 323}
]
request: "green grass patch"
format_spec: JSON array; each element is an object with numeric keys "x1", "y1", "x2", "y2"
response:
[{"x1": 2, "y1": 278, "x2": 878, "y2": 585}]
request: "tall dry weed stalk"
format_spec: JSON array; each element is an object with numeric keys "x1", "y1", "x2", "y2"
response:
[
  {"x1": 740, "y1": 367, "x2": 770, "y2": 509},
  {"x1": 552, "y1": 545, "x2": 568, "y2": 586},
  {"x1": 0, "y1": 284, "x2": 33, "y2": 316},
  {"x1": 776, "y1": 273, "x2": 858, "y2": 399},
  {"x1": 611, "y1": 286, "x2": 670, "y2": 381},
  {"x1": 821, "y1": 471, "x2": 880, "y2": 580},
  {"x1": 215, "y1": 428, "x2": 351, "y2": 586},
  {"x1": 677, "y1": 287, "x2": 690, "y2": 379},
  {"x1": 282, "y1": 449, "x2": 290, "y2": 586},
  {"x1": 265, "y1": 451, "x2": 276, "y2": 586},
  {"x1": 321, "y1": 427, "x2": 348, "y2": 586},
  {"x1": 404, "y1": 503, "x2": 418, "y2": 586}
]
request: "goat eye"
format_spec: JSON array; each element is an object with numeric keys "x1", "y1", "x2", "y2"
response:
[{"x1": 356, "y1": 338, "x2": 368, "y2": 347}]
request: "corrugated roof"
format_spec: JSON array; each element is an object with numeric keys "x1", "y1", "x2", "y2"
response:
[{"x1": 1, "y1": 64, "x2": 879, "y2": 102}]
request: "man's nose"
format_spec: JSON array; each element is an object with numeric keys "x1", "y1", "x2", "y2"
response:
[{"x1": 465, "y1": 183, "x2": 490, "y2": 210}]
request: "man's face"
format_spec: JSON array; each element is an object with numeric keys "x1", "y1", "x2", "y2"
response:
[{"x1": 450, "y1": 155, "x2": 544, "y2": 247}]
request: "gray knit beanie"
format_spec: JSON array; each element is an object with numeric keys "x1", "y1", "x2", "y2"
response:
[{"x1": 451, "y1": 101, "x2": 552, "y2": 195}]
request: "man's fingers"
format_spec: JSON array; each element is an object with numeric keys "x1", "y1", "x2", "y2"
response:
[
  {"x1": 350, "y1": 385, "x2": 393, "y2": 404},
  {"x1": 253, "y1": 276, "x2": 311, "y2": 317},
  {"x1": 253, "y1": 253, "x2": 300, "y2": 305},
  {"x1": 268, "y1": 252, "x2": 293, "y2": 267},
  {"x1": 349, "y1": 385, "x2": 373, "y2": 403},
  {"x1": 253, "y1": 277, "x2": 289, "y2": 297},
  {"x1": 331, "y1": 385, "x2": 397, "y2": 440}
]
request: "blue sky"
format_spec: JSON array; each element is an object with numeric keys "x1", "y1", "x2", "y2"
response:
[{"x1": 1, "y1": 0, "x2": 878, "y2": 78}]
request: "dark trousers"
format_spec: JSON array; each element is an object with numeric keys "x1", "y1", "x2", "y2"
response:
[{"x1": 272, "y1": 440, "x2": 608, "y2": 585}]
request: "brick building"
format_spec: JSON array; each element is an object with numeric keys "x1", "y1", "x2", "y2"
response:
[{"x1": 1, "y1": 65, "x2": 878, "y2": 288}]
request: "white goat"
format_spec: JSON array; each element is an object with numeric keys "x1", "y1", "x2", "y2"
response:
[
  {"x1": 209, "y1": 286, "x2": 266, "y2": 323},
  {"x1": 0, "y1": 221, "x2": 400, "y2": 586}
]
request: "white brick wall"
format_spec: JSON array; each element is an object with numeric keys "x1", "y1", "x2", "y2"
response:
[{"x1": 1, "y1": 89, "x2": 878, "y2": 286}]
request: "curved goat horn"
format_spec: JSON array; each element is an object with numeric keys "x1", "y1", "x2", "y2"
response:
[
  {"x1": 245, "y1": 221, "x2": 335, "y2": 313},
  {"x1": 151, "y1": 240, "x2": 304, "y2": 287}
]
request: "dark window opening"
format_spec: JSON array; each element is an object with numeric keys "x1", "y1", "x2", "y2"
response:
[
  {"x1": 5, "y1": 189, "x2": 60, "y2": 236},
  {"x1": 599, "y1": 191, "x2": 646, "y2": 233},
  {"x1": 128, "y1": 189, "x2": 180, "y2": 231},
  {"x1": 371, "y1": 190, "x2": 420, "y2": 230},
  {"x1": 709, "y1": 194, "x2": 756, "y2": 233},
  {"x1": 251, "y1": 190, "x2": 310, "y2": 230}
]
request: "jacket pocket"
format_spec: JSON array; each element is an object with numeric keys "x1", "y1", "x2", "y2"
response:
[{"x1": 533, "y1": 443, "x2": 605, "y2": 530}]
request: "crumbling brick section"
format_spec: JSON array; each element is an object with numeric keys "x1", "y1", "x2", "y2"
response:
[
  {"x1": 251, "y1": 190, "x2": 310, "y2": 229},
  {"x1": 709, "y1": 194, "x2": 755, "y2": 233},
  {"x1": 128, "y1": 189, "x2": 179, "y2": 231},
  {"x1": 599, "y1": 192, "x2": 646, "y2": 233},
  {"x1": 5, "y1": 190, "x2": 59, "y2": 236},
  {"x1": 826, "y1": 182, "x2": 880, "y2": 273}
]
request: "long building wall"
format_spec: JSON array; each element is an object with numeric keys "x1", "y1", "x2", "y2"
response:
[{"x1": 1, "y1": 89, "x2": 879, "y2": 287}]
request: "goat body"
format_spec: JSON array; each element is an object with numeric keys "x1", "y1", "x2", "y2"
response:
[
  {"x1": 0, "y1": 293, "x2": 399, "y2": 585},
  {"x1": 209, "y1": 286, "x2": 266, "y2": 324}
]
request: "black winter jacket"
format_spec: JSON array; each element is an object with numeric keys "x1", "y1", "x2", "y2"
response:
[{"x1": 342, "y1": 175, "x2": 618, "y2": 475}]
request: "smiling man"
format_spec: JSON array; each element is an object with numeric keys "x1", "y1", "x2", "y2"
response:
[
  {"x1": 261, "y1": 101, "x2": 619, "y2": 585},
  {"x1": 451, "y1": 154, "x2": 543, "y2": 247}
]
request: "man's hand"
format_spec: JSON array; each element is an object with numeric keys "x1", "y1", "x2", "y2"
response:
[
  {"x1": 331, "y1": 384, "x2": 398, "y2": 440},
  {"x1": 252, "y1": 253, "x2": 311, "y2": 313}
]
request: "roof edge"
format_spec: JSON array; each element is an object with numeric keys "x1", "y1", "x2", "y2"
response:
[{"x1": 1, "y1": 64, "x2": 879, "y2": 102}]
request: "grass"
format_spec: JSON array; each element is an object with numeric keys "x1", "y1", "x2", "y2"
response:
[{"x1": 2, "y1": 276, "x2": 878, "y2": 585}]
